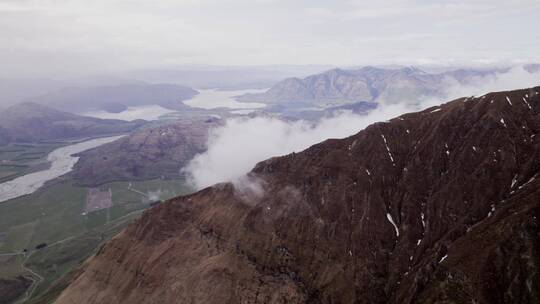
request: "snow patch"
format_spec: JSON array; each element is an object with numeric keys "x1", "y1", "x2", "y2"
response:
[
  {"x1": 348, "y1": 140, "x2": 357, "y2": 151},
  {"x1": 487, "y1": 204, "x2": 496, "y2": 217},
  {"x1": 439, "y1": 255, "x2": 448, "y2": 263},
  {"x1": 505, "y1": 96, "x2": 513, "y2": 106},
  {"x1": 386, "y1": 213, "x2": 399, "y2": 237},
  {"x1": 522, "y1": 97, "x2": 533, "y2": 110},
  {"x1": 511, "y1": 174, "x2": 518, "y2": 189},
  {"x1": 381, "y1": 134, "x2": 396, "y2": 166},
  {"x1": 519, "y1": 176, "x2": 536, "y2": 189}
]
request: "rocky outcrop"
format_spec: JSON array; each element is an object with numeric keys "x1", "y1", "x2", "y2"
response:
[{"x1": 56, "y1": 87, "x2": 540, "y2": 304}]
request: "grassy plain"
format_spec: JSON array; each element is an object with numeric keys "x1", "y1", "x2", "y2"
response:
[{"x1": 0, "y1": 177, "x2": 193, "y2": 303}]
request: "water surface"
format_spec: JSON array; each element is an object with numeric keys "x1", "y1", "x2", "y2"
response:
[
  {"x1": 184, "y1": 89, "x2": 267, "y2": 109},
  {"x1": 82, "y1": 105, "x2": 176, "y2": 121}
]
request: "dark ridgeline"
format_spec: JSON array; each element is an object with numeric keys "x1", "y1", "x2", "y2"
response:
[{"x1": 56, "y1": 87, "x2": 540, "y2": 304}]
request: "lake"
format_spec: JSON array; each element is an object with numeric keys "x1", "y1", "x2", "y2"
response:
[
  {"x1": 184, "y1": 88, "x2": 267, "y2": 109},
  {"x1": 82, "y1": 105, "x2": 176, "y2": 121}
]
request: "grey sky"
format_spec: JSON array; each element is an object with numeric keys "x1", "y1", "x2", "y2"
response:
[{"x1": 1, "y1": 0, "x2": 539, "y2": 77}]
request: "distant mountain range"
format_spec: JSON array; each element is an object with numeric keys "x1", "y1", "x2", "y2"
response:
[
  {"x1": 3, "y1": 65, "x2": 538, "y2": 116},
  {"x1": 124, "y1": 65, "x2": 332, "y2": 90},
  {"x1": 0, "y1": 103, "x2": 145, "y2": 145},
  {"x1": 26, "y1": 83, "x2": 198, "y2": 114},
  {"x1": 0, "y1": 65, "x2": 331, "y2": 109},
  {"x1": 0, "y1": 76, "x2": 146, "y2": 108},
  {"x1": 237, "y1": 66, "x2": 508, "y2": 107},
  {"x1": 55, "y1": 86, "x2": 540, "y2": 304}
]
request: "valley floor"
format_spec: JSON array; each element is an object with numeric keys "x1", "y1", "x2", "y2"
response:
[{"x1": 0, "y1": 176, "x2": 193, "y2": 303}]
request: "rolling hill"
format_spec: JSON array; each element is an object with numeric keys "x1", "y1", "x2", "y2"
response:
[
  {"x1": 0, "y1": 103, "x2": 145, "y2": 144},
  {"x1": 71, "y1": 117, "x2": 221, "y2": 186},
  {"x1": 26, "y1": 84, "x2": 198, "y2": 114}
]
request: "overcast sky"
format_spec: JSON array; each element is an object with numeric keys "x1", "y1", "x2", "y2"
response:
[{"x1": 1, "y1": 0, "x2": 539, "y2": 77}]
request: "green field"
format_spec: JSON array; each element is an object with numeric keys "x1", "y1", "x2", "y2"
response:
[{"x1": 0, "y1": 177, "x2": 193, "y2": 303}]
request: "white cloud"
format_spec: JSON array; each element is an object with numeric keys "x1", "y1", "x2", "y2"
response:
[
  {"x1": 185, "y1": 67, "x2": 540, "y2": 190},
  {"x1": 184, "y1": 103, "x2": 412, "y2": 189},
  {"x1": 440, "y1": 66, "x2": 540, "y2": 100}
]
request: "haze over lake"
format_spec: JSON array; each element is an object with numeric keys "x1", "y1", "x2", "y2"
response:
[
  {"x1": 79, "y1": 89, "x2": 268, "y2": 122},
  {"x1": 184, "y1": 89, "x2": 267, "y2": 109},
  {"x1": 82, "y1": 105, "x2": 177, "y2": 121}
]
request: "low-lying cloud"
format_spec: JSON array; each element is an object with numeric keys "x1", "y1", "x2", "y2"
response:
[
  {"x1": 185, "y1": 66, "x2": 540, "y2": 190},
  {"x1": 185, "y1": 104, "x2": 420, "y2": 189},
  {"x1": 441, "y1": 66, "x2": 540, "y2": 101}
]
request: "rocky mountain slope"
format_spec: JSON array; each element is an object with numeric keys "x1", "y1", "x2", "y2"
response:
[
  {"x1": 72, "y1": 117, "x2": 221, "y2": 186},
  {"x1": 237, "y1": 66, "x2": 501, "y2": 107},
  {"x1": 27, "y1": 83, "x2": 198, "y2": 113},
  {"x1": 56, "y1": 87, "x2": 540, "y2": 304},
  {"x1": 0, "y1": 103, "x2": 145, "y2": 144}
]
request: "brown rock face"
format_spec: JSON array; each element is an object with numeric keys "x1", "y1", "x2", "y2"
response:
[{"x1": 57, "y1": 87, "x2": 540, "y2": 304}]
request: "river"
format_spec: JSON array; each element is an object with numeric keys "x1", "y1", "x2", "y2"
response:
[{"x1": 0, "y1": 135, "x2": 124, "y2": 203}]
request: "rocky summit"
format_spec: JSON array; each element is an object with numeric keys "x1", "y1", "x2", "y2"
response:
[{"x1": 56, "y1": 87, "x2": 540, "y2": 304}]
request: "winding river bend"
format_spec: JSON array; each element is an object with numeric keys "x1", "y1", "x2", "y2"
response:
[{"x1": 0, "y1": 135, "x2": 124, "y2": 203}]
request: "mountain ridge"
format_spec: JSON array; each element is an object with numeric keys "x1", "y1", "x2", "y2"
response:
[{"x1": 55, "y1": 86, "x2": 540, "y2": 304}]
